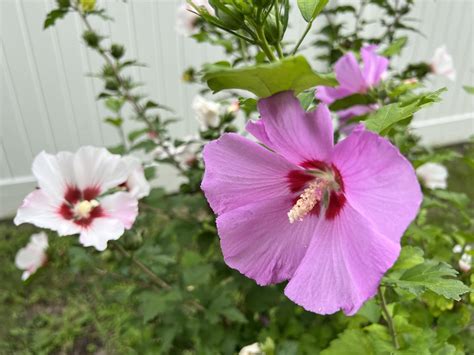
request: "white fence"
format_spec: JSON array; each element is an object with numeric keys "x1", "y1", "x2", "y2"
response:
[{"x1": 0, "y1": 0, "x2": 473, "y2": 218}]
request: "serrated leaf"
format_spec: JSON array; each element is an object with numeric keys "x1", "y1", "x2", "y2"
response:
[
  {"x1": 203, "y1": 56, "x2": 337, "y2": 98},
  {"x1": 297, "y1": 0, "x2": 330, "y2": 22},
  {"x1": 364, "y1": 88, "x2": 446, "y2": 134},
  {"x1": 385, "y1": 260, "x2": 471, "y2": 300}
]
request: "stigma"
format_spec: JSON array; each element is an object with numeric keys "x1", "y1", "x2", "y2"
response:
[
  {"x1": 74, "y1": 200, "x2": 99, "y2": 219},
  {"x1": 288, "y1": 179, "x2": 327, "y2": 223}
]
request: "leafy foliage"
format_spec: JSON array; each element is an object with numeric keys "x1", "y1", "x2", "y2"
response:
[{"x1": 203, "y1": 56, "x2": 337, "y2": 97}]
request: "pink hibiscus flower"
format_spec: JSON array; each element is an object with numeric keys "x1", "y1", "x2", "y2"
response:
[
  {"x1": 316, "y1": 45, "x2": 389, "y2": 122},
  {"x1": 201, "y1": 91, "x2": 422, "y2": 315},
  {"x1": 14, "y1": 147, "x2": 139, "y2": 251}
]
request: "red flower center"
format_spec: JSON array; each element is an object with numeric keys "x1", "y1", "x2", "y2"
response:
[
  {"x1": 287, "y1": 161, "x2": 346, "y2": 221},
  {"x1": 58, "y1": 186, "x2": 104, "y2": 227}
]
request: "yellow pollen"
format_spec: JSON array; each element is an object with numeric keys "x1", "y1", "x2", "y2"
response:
[
  {"x1": 288, "y1": 180, "x2": 326, "y2": 223},
  {"x1": 74, "y1": 200, "x2": 99, "y2": 219}
]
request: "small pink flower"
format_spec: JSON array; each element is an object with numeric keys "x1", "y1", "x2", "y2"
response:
[
  {"x1": 14, "y1": 147, "x2": 139, "y2": 251},
  {"x1": 202, "y1": 91, "x2": 422, "y2": 315},
  {"x1": 15, "y1": 232, "x2": 48, "y2": 281},
  {"x1": 431, "y1": 46, "x2": 456, "y2": 81},
  {"x1": 316, "y1": 45, "x2": 389, "y2": 122}
]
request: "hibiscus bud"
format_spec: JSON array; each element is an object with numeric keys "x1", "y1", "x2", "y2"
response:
[
  {"x1": 123, "y1": 231, "x2": 143, "y2": 251},
  {"x1": 111, "y1": 44, "x2": 125, "y2": 59},
  {"x1": 416, "y1": 162, "x2": 448, "y2": 190},
  {"x1": 215, "y1": 6, "x2": 244, "y2": 30},
  {"x1": 80, "y1": 0, "x2": 95, "y2": 12},
  {"x1": 83, "y1": 30, "x2": 100, "y2": 48}
]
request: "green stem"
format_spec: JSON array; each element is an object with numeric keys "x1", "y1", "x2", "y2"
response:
[
  {"x1": 256, "y1": 26, "x2": 277, "y2": 62},
  {"x1": 378, "y1": 287, "x2": 400, "y2": 350},
  {"x1": 112, "y1": 241, "x2": 171, "y2": 290},
  {"x1": 273, "y1": 0, "x2": 284, "y2": 58},
  {"x1": 292, "y1": 19, "x2": 314, "y2": 55}
]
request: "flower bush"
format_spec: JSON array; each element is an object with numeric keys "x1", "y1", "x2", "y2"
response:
[{"x1": 4, "y1": 0, "x2": 473, "y2": 353}]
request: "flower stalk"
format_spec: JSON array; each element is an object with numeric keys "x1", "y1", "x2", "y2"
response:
[{"x1": 378, "y1": 286, "x2": 400, "y2": 350}]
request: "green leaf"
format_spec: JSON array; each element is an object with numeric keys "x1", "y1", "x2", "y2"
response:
[
  {"x1": 365, "y1": 88, "x2": 446, "y2": 134},
  {"x1": 385, "y1": 260, "x2": 471, "y2": 300},
  {"x1": 203, "y1": 56, "x2": 337, "y2": 98},
  {"x1": 128, "y1": 128, "x2": 148, "y2": 142},
  {"x1": 328, "y1": 93, "x2": 375, "y2": 111},
  {"x1": 381, "y1": 36, "x2": 408, "y2": 57},
  {"x1": 44, "y1": 9, "x2": 68, "y2": 29},
  {"x1": 391, "y1": 246, "x2": 425, "y2": 271},
  {"x1": 463, "y1": 85, "x2": 474, "y2": 95},
  {"x1": 105, "y1": 97, "x2": 124, "y2": 113},
  {"x1": 104, "y1": 117, "x2": 123, "y2": 127},
  {"x1": 297, "y1": 0, "x2": 330, "y2": 22},
  {"x1": 298, "y1": 89, "x2": 316, "y2": 110}
]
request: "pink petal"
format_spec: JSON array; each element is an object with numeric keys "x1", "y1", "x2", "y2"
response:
[
  {"x1": 361, "y1": 45, "x2": 389, "y2": 87},
  {"x1": 32, "y1": 151, "x2": 75, "y2": 201},
  {"x1": 255, "y1": 92, "x2": 334, "y2": 164},
  {"x1": 79, "y1": 217, "x2": 125, "y2": 251},
  {"x1": 315, "y1": 86, "x2": 352, "y2": 104},
  {"x1": 331, "y1": 126, "x2": 422, "y2": 243},
  {"x1": 217, "y1": 198, "x2": 319, "y2": 285},
  {"x1": 100, "y1": 192, "x2": 138, "y2": 229},
  {"x1": 285, "y1": 203, "x2": 400, "y2": 315},
  {"x1": 14, "y1": 189, "x2": 81, "y2": 236},
  {"x1": 201, "y1": 133, "x2": 298, "y2": 215},
  {"x1": 334, "y1": 52, "x2": 367, "y2": 93},
  {"x1": 73, "y1": 146, "x2": 128, "y2": 194},
  {"x1": 337, "y1": 104, "x2": 376, "y2": 121}
]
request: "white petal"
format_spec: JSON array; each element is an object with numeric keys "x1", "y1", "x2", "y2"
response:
[
  {"x1": 122, "y1": 156, "x2": 151, "y2": 199},
  {"x1": 30, "y1": 232, "x2": 49, "y2": 250},
  {"x1": 73, "y1": 146, "x2": 128, "y2": 193},
  {"x1": 416, "y1": 162, "x2": 448, "y2": 190},
  {"x1": 32, "y1": 151, "x2": 75, "y2": 201},
  {"x1": 100, "y1": 192, "x2": 138, "y2": 229},
  {"x1": 431, "y1": 46, "x2": 456, "y2": 81},
  {"x1": 21, "y1": 271, "x2": 31, "y2": 281},
  {"x1": 79, "y1": 217, "x2": 125, "y2": 251},
  {"x1": 14, "y1": 190, "x2": 81, "y2": 236},
  {"x1": 192, "y1": 95, "x2": 221, "y2": 129},
  {"x1": 15, "y1": 243, "x2": 46, "y2": 272},
  {"x1": 239, "y1": 343, "x2": 263, "y2": 355}
]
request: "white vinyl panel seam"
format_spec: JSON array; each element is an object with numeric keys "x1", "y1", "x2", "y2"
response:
[
  {"x1": 73, "y1": 15, "x2": 106, "y2": 145},
  {"x1": 0, "y1": 141, "x2": 13, "y2": 178},
  {"x1": 15, "y1": 0, "x2": 57, "y2": 151},
  {"x1": 151, "y1": 1, "x2": 168, "y2": 103},
  {"x1": 45, "y1": 0, "x2": 81, "y2": 146},
  {"x1": 0, "y1": 42, "x2": 34, "y2": 160}
]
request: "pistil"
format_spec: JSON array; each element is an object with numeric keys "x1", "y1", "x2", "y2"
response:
[{"x1": 288, "y1": 179, "x2": 327, "y2": 223}]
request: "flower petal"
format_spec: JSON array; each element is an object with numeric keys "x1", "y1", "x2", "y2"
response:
[
  {"x1": 73, "y1": 146, "x2": 128, "y2": 193},
  {"x1": 201, "y1": 133, "x2": 298, "y2": 215},
  {"x1": 254, "y1": 92, "x2": 334, "y2": 164},
  {"x1": 14, "y1": 190, "x2": 81, "y2": 236},
  {"x1": 315, "y1": 86, "x2": 352, "y2": 104},
  {"x1": 331, "y1": 126, "x2": 422, "y2": 243},
  {"x1": 100, "y1": 192, "x2": 138, "y2": 229},
  {"x1": 334, "y1": 52, "x2": 366, "y2": 92},
  {"x1": 361, "y1": 45, "x2": 389, "y2": 87},
  {"x1": 79, "y1": 217, "x2": 125, "y2": 251},
  {"x1": 285, "y1": 203, "x2": 400, "y2": 315},
  {"x1": 122, "y1": 156, "x2": 151, "y2": 199},
  {"x1": 32, "y1": 151, "x2": 75, "y2": 201},
  {"x1": 217, "y1": 198, "x2": 319, "y2": 285}
]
